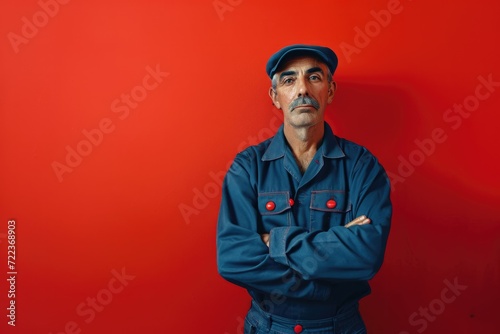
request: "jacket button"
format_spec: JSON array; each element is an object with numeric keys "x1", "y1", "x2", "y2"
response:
[
  {"x1": 289, "y1": 198, "x2": 294, "y2": 206},
  {"x1": 294, "y1": 324, "x2": 303, "y2": 333},
  {"x1": 265, "y1": 201, "x2": 276, "y2": 211},
  {"x1": 326, "y1": 199, "x2": 337, "y2": 209}
]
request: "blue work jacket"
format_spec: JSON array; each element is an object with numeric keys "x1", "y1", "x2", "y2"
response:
[{"x1": 216, "y1": 122, "x2": 392, "y2": 319}]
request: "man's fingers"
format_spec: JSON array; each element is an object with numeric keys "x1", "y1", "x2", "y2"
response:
[
  {"x1": 345, "y1": 215, "x2": 371, "y2": 228},
  {"x1": 261, "y1": 233, "x2": 270, "y2": 247}
]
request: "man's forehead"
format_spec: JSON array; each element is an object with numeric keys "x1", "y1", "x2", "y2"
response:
[{"x1": 276, "y1": 56, "x2": 327, "y2": 74}]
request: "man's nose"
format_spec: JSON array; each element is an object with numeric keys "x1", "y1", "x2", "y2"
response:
[{"x1": 296, "y1": 76, "x2": 309, "y2": 97}]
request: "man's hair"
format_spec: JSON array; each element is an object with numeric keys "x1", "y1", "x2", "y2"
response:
[{"x1": 271, "y1": 69, "x2": 333, "y2": 91}]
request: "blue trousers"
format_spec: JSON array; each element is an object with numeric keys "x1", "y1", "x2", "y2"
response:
[{"x1": 244, "y1": 301, "x2": 367, "y2": 334}]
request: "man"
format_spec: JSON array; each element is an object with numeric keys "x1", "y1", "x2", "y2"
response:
[{"x1": 217, "y1": 44, "x2": 392, "y2": 334}]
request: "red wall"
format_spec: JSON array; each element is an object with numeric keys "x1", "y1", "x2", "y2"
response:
[{"x1": 1, "y1": 0, "x2": 499, "y2": 333}]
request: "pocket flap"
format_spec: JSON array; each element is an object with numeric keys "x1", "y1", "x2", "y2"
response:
[
  {"x1": 258, "y1": 191, "x2": 291, "y2": 215},
  {"x1": 310, "y1": 190, "x2": 351, "y2": 213}
]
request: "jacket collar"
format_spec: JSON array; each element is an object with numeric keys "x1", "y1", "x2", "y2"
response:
[{"x1": 262, "y1": 121, "x2": 345, "y2": 161}]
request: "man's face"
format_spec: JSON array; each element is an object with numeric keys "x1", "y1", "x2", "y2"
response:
[{"x1": 269, "y1": 56, "x2": 336, "y2": 129}]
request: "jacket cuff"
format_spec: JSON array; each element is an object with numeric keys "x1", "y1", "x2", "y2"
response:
[{"x1": 269, "y1": 226, "x2": 290, "y2": 266}]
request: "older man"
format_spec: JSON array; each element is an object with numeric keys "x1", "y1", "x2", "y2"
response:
[{"x1": 217, "y1": 44, "x2": 392, "y2": 334}]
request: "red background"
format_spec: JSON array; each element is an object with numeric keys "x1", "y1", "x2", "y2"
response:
[{"x1": 1, "y1": 0, "x2": 499, "y2": 333}]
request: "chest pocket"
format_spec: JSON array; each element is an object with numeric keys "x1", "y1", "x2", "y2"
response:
[
  {"x1": 258, "y1": 191, "x2": 291, "y2": 230},
  {"x1": 310, "y1": 190, "x2": 351, "y2": 230}
]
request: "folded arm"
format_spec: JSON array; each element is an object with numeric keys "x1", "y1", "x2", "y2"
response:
[
  {"x1": 216, "y1": 154, "x2": 332, "y2": 301},
  {"x1": 267, "y1": 153, "x2": 392, "y2": 282}
]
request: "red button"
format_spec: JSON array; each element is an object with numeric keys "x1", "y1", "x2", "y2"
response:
[
  {"x1": 294, "y1": 324, "x2": 303, "y2": 333},
  {"x1": 289, "y1": 198, "x2": 295, "y2": 206},
  {"x1": 326, "y1": 199, "x2": 337, "y2": 209},
  {"x1": 265, "y1": 201, "x2": 276, "y2": 211}
]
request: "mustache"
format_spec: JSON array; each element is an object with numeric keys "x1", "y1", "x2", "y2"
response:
[{"x1": 289, "y1": 96, "x2": 320, "y2": 111}]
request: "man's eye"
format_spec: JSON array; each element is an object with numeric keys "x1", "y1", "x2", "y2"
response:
[
  {"x1": 283, "y1": 78, "x2": 295, "y2": 84},
  {"x1": 310, "y1": 75, "x2": 320, "y2": 81}
]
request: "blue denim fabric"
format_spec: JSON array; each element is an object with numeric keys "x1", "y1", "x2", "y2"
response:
[
  {"x1": 217, "y1": 122, "x2": 391, "y2": 319},
  {"x1": 244, "y1": 301, "x2": 367, "y2": 334}
]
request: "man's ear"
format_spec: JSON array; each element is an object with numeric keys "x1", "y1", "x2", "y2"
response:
[
  {"x1": 327, "y1": 81, "x2": 337, "y2": 104},
  {"x1": 269, "y1": 87, "x2": 281, "y2": 109}
]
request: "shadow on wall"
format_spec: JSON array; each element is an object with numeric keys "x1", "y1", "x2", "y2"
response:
[
  {"x1": 327, "y1": 80, "x2": 499, "y2": 333},
  {"x1": 326, "y1": 79, "x2": 416, "y2": 161}
]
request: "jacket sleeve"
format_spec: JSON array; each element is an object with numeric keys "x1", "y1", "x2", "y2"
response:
[
  {"x1": 216, "y1": 152, "x2": 332, "y2": 301},
  {"x1": 268, "y1": 151, "x2": 392, "y2": 282}
]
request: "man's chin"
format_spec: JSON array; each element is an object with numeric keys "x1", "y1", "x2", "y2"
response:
[{"x1": 288, "y1": 118, "x2": 321, "y2": 129}]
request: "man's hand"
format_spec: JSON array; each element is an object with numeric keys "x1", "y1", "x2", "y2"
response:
[
  {"x1": 261, "y1": 233, "x2": 270, "y2": 247},
  {"x1": 260, "y1": 216, "x2": 369, "y2": 246},
  {"x1": 345, "y1": 215, "x2": 371, "y2": 228}
]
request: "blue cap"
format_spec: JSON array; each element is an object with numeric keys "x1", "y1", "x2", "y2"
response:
[{"x1": 266, "y1": 44, "x2": 338, "y2": 78}]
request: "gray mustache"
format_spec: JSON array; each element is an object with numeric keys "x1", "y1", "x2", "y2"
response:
[{"x1": 289, "y1": 96, "x2": 320, "y2": 111}]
